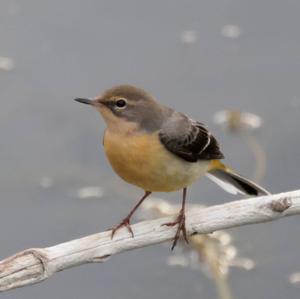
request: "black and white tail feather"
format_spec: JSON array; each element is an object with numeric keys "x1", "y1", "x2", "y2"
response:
[
  {"x1": 206, "y1": 167, "x2": 270, "y2": 196},
  {"x1": 158, "y1": 112, "x2": 270, "y2": 196}
]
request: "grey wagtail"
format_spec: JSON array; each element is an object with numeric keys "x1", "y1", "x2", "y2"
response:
[{"x1": 75, "y1": 85, "x2": 270, "y2": 249}]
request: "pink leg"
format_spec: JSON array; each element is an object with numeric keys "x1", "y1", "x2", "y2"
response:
[
  {"x1": 164, "y1": 188, "x2": 189, "y2": 250},
  {"x1": 111, "y1": 191, "x2": 152, "y2": 239}
]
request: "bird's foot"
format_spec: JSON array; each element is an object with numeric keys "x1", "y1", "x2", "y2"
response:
[
  {"x1": 164, "y1": 209, "x2": 188, "y2": 250},
  {"x1": 111, "y1": 217, "x2": 134, "y2": 239}
]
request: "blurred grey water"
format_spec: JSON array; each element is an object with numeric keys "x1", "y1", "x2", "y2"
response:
[{"x1": 1, "y1": 0, "x2": 300, "y2": 298}]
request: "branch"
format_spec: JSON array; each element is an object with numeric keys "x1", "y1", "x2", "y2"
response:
[{"x1": 1, "y1": 190, "x2": 300, "y2": 292}]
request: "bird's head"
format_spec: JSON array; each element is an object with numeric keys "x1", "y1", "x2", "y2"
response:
[{"x1": 75, "y1": 85, "x2": 168, "y2": 132}]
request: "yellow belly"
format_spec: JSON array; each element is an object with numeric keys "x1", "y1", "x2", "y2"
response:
[{"x1": 103, "y1": 130, "x2": 209, "y2": 192}]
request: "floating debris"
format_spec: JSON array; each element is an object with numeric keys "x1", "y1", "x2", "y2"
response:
[
  {"x1": 180, "y1": 30, "x2": 197, "y2": 44},
  {"x1": 213, "y1": 110, "x2": 262, "y2": 133},
  {"x1": 167, "y1": 255, "x2": 190, "y2": 267},
  {"x1": 230, "y1": 258, "x2": 255, "y2": 271},
  {"x1": 140, "y1": 198, "x2": 255, "y2": 275},
  {"x1": 0, "y1": 56, "x2": 15, "y2": 71},
  {"x1": 39, "y1": 176, "x2": 53, "y2": 189},
  {"x1": 221, "y1": 25, "x2": 241, "y2": 39},
  {"x1": 289, "y1": 272, "x2": 300, "y2": 285},
  {"x1": 213, "y1": 110, "x2": 266, "y2": 183},
  {"x1": 140, "y1": 199, "x2": 254, "y2": 299},
  {"x1": 76, "y1": 186, "x2": 104, "y2": 199}
]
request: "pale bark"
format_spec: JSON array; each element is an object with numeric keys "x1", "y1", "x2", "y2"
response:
[{"x1": 0, "y1": 189, "x2": 299, "y2": 292}]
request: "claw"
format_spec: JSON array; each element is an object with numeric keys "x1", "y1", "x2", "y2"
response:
[
  {"x1": 110, "y1": 191, "x2": 152, "y2": 239},
  {"x1": 164, "y1": 211, "x2": 189, "y2": 250},
  {"x1": 111, "y1": 218, "x2": 134, "y2": 239}
]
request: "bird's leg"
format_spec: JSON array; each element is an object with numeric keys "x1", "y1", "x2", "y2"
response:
[
  {"x1": 111, "y1": 191, "x2": 152, "y2": 239},
  {"x1": 164, "y1": 188, "x2": 189, "y2": 250}
]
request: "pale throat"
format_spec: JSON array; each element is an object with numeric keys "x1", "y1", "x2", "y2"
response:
[{"x1": 97, "y1": 106, "x2": 139, "y2": 135}]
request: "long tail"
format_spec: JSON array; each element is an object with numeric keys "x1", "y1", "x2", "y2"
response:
[{"x1": 206, "y1": 160, "x2": 270, "y2": 196}]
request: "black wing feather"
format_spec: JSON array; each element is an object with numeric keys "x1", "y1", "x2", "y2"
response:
[{"x1": 159, "y1": 113, "x2": 224, "y2": 162}]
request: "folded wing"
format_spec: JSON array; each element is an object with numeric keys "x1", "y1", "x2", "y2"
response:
[{"x1": 159, "y1": 112, "x2": 224, "y2": 162}]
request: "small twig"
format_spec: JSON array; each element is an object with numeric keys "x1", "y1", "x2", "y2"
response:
[
  {"x1": 0, "y1": 190, "x2": 299, "y2": 292},
  {"x1": 243, "y1": 134, "x2": 267, "y2": 183}
]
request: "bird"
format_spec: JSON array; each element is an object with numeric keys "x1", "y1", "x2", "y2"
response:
[{"x1": 74, "y1": 85, "x2": 270, "y2": 250}]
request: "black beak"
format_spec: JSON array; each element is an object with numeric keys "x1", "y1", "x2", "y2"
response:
[{"x1": 74, "y1": 98, "x2": 94, "y2": 105}]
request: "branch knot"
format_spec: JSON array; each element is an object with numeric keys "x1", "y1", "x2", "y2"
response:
[{"x1": 269, "y1": 197, "x2": 292, "y2": 213}]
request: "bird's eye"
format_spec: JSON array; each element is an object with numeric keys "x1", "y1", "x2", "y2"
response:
[{"x1": 115, "y1": 98, "x2": 127, "y2": 108}]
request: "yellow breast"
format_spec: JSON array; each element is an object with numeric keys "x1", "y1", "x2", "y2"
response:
[{"x1": 103, "y1": 130, "x2": 209, "y2": 192}]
